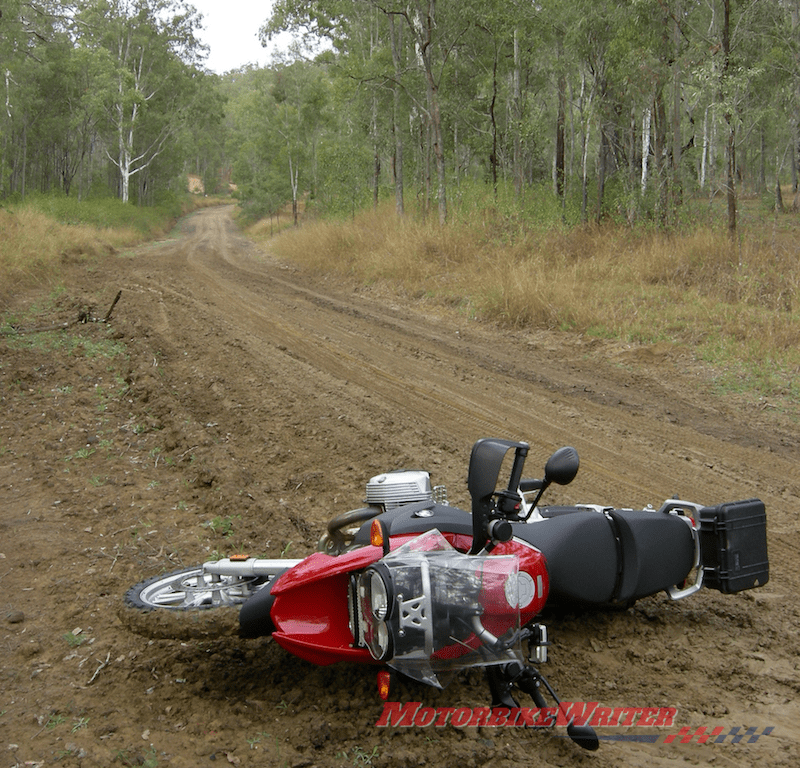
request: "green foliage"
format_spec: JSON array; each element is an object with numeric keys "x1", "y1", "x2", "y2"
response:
[
  {"x1": 64, "y1": 631, "x2": 85, "y2": 648},
  {"x1": 18, "y1": 193, "x2": 187, "y2": 235},
  {"x1": 450, "y1": 180, "x2": 582, "y2": 233},
  {"x1": 0, "y1": 0, "x2": 221, "y2": 204},
  {"x1": 316, "y1": 139, "x2": 373, "y2": 217},
  {"x1": 203, "y1": 515, "x2": 239, "y2": 537}
]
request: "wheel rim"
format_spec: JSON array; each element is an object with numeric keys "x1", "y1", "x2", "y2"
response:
[{"x1": 139, "y1": 570, "x2": 263, "y2": 609}]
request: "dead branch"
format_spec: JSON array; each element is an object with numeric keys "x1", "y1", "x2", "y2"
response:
[{"x1": 1, "y1": 291, "x2": 122, "y2": 336}]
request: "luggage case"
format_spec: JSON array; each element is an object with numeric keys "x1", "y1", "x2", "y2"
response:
[{"x1": 699, "y1": 499, "x2": 769, "y2": 593}]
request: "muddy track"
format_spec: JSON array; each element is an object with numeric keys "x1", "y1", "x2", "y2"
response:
[{"x1": 1, "y1": 205, "x2": 798, "y2": 767}]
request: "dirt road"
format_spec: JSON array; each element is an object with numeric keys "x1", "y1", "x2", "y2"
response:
[{"x1": 2, "y1": 205, "x2": 798, "y2": 767}]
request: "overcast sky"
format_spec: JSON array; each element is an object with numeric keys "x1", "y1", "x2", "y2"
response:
[{"x1": 190, "y1": 0, "x2": 293, "y2": 74}]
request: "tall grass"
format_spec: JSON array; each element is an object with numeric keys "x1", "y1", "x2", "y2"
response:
[
  {"x1": 0, "y1": 194, "x2": 218, "y2": 293},
  {"x1": 256, "y1": 199, "x2": 800, "y2": 403}
]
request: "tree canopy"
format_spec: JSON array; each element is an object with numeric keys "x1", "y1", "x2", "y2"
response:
[
  {"x1": 0, "y1": 0, "x2": 222, "y2": 203},
  {"x1": 3, "y1": 0, "x2": 800, "y2": 231}
]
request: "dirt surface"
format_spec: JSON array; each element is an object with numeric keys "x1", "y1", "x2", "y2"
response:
[{"x1": 1, "y1": 205, "x2": 798, "y2": 768}]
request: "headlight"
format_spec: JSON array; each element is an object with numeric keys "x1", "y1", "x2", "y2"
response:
[
  {"x1": 371, "y1": 620, "x2": 390, "y2": 659},
  {"x1": 369, "y1": 569, "x2": 389, "y2": 620},
  {"x1": 357, "y1": 566, "x2": 393, "y2": 661},
  {"x1": 349, "y1": 530, "x2": 526, "y2": 689}
]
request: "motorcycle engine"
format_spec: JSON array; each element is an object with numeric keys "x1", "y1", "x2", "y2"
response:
[
  {"x1": 366, "y1": 470, "x2": 434, "y2": 510},
  {"x1": 319, "y1": 470, "x2": 445, "y2": 556}
]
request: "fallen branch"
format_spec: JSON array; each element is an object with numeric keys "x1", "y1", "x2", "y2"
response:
[
  {"x1": 1, "y1": 290, "x2": 122, "y2": 336},
  {"x1": 103, "y1": 290, "x2": 122, "y2": 322}
]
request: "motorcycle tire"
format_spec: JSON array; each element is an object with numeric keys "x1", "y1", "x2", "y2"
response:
[{"x1": 119, "y1": 567, "x2": 269, "y2": 641}]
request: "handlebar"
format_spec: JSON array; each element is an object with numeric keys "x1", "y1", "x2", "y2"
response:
[{"x1": 467, "y1": 439, "x2": 579, "y2": 552}]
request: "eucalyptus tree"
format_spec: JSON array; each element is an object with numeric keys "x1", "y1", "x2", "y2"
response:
[
  {"x1": 225, "y1": 62, "x2": 331, "y2": 224},
  {"x1": 23, "y1": 38, "x2": 99, "y2": 195},
  {"x1": 76, "y1": 0, "x2": 208, "y2": 202},
  {"x1": 177, "y1": 72, "x2": 227, "y2": 195},
  {"x1": 272, "y1": 59, "x2": 333, "y2": 222},
  {"x1": 0, "y1": 1, "x2": 72, "y2": 196},
  {"x1": 684, "y1": 0, "x2": 786, "y2": 234},
  {"x1": 266, "y1": 0, "x2": 479, "y2": 224},
  {"x1": 263, "y1": 1, "x2": 403, "y2": 214},
  {"x1": 224, "y1": 67, "x2": 288, "y2": 217}
]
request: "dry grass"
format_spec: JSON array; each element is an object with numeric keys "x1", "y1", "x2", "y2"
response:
[
  {"x1": 0, "y1": 196, "x2": 224, "y2": 297},
  {"x1": 257, "y1": 201, "x2": 800, "y2": 402},
  {"x1": 0, "y1": 207, "x2": 140, "y2": 289}
]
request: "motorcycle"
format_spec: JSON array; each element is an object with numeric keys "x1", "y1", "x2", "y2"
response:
[{"x1": 123, "y1": 438, "x2": 769, "y2": 750}]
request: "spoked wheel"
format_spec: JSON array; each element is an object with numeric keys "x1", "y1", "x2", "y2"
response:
[{"x1": 119, "y1": 566, "x2": 271, "y2": 640}]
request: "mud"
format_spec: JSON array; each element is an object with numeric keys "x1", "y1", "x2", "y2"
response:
[{"x1": 1, "y1": 206, "x2": 798, "y2": 767}]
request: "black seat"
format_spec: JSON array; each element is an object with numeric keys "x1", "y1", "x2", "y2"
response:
[
  {"x1": 608, "y1": 509, "x2": 694, "y2": 603},
  {"x1": 514, "y1": 508, "x2": 695, "y2": 605},
  {"x1": 513, "y1": 511, "x2": 619, "y2": 604}
]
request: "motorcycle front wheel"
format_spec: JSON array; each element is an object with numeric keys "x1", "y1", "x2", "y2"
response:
[{"x1": 119, "y1": 567, "x2": 270, "y2": 640}]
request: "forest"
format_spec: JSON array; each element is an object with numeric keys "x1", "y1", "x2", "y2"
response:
[{"x1": 3, "y1": 0, "x2": 800, "y2": 232}]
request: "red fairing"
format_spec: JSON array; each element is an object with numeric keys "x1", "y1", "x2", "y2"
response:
[
  {"x1": 269, "y1": 535, "x2": 548, "y2": 668},
  {"x1": 270, "y1": 536, "x2": 450, "y2": 665},
  {"x1": 270, "y1": 547, "x2": 381, "y2": 666},
  {"x1": 491, "y1": 539, "x2": 550, "y2": 624}
]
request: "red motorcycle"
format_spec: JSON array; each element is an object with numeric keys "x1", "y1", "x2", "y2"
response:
[{"x1": 124, "y1": 438, "x2": 769, "y2": 750}]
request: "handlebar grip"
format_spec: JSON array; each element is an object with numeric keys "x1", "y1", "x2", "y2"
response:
[
  {"x1": 506, "y1": 444, "x2": 529, "y2": 493},
  {"x1": 519, "y1": 478, "x2": 544, "y2": 492}
]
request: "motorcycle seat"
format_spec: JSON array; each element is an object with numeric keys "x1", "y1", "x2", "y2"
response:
[
  {"x1": 514, "y1": 511, "x2": 618, "y2": 603},
  {"x1": 607, "y1": 508, "x2": 694, "y2": 603},
  {"x1": 514, "y1": 508, "x2": 694, "y2": 605}
]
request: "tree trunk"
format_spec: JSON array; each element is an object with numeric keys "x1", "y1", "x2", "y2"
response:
[
  {"x1": 700, "y1": 105, "x2": 709, "y2": 190},
  {"x1": 512, "y1": 29, "x2": 523, "y2": 198},
  {"x1": 289, "y1": 154, "x2": 299, "y2": 226},
  {"x1": 580, "y1": 71, "x2": 591, "y2": 224},
  {"x1": 424, "y1": 66, "x2": 446, "y2": 225},
  {"x1": 722, "y1": 0, "x2": 736, "y2": 238},
  {"x1": 671, "y1": 4, "x2": 682, "y2": 212},
  {"x1": 372, "y1": 96, "x2": 380, "y2": 209},
  {"x1": 641, "y1": 107, "x2": 651, "y2": 194},
  {"x1": 556, "y1": 67, "x2": 566, "y2": 200},
  {"x1": 389, "y1": 15, "x2": 404, "y2": 216},
  {"x1": 417, "y1": 0, "x2": 446, "y2": 225},
  {"x1": 490, "y1": 45, "x2": 499, "y2": 200},
  {"x1": 654, "y1": 89, "x2": 668, "y2": 225},
  {"x1": 596, "y1": 121, "x2": 608, "y2": 224}
]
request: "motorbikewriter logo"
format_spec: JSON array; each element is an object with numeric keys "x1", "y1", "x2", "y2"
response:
[{"x1": 375, "y1": 702, "x2": 774, "y2": 744}]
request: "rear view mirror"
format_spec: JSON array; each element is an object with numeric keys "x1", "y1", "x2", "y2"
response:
[{"x1": 544, "y1": 447, "x2": 579, "y2": 487}]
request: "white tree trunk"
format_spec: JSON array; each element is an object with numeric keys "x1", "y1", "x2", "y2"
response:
[{"x1": 641, "y1": 107, "x2": 651, "y2": 194}]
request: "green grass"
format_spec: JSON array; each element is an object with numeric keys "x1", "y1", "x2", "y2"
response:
[
  {"x1": 5, "y1": 324, "x2": 127, "y2": 360},
  {"x1": 203, "y1": 515, "x2": 238, "y2": 537},
  {"x1": 63, "y1": 631, "x2": 85, "y2": 648}
]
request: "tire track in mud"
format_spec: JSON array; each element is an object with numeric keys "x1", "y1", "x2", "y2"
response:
[
  {"x1": 143, "y1": 211, "x2": 799, "y2": 528},
  {"x1": 153, "y1": 209, "x2": 798, "y2": 516}
]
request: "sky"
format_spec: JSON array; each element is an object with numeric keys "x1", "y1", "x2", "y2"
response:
[{"x1": 190, "y1": 0, "x2": 294, "y2": 74}]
